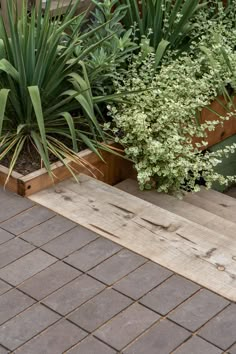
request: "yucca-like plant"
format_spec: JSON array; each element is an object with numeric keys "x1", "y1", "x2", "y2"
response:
[
  {"x1": 118, "y1": 0, "x2": 208, "y2": 67},
  {"x1": 0, "y1": 0, "x2": 117, "y2": 182}
]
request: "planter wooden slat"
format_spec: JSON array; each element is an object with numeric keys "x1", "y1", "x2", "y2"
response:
[
  {"x1": 0, "y1": 166, "x2": 23, "y2": 194},
  {"x1": 0, "y1": 145, "x2": 134, "y2": 196},
  {"x1": 194, "y1": 95, "x2": 236, "y2": 149}
]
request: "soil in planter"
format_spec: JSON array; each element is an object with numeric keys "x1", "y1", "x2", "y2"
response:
[{"x1": 1, "y1": 147, "x2": 58, "y2": 175}]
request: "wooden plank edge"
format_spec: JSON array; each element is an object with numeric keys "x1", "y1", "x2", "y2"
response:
[
  {"x1": 0, "y1": 145, "x2": 134, "y2": 197},
  {"x1": 0, "y1": 165, "x2": 23, "y2": 194}
]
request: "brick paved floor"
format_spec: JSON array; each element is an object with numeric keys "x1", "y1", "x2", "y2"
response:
[{"x1": 0, "y1": 188, "x2": 235, "y2": 353}]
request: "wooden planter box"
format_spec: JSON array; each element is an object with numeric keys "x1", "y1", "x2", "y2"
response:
[
  {"x1": 0, "y1": 94, "x2": 235, "y2": 197},
  {"x1": 193, "y1": 95, "x2": 236, "y2": 149},
  {"x1": 0, "y1": 145, "x2": 134, "y2": 196}
]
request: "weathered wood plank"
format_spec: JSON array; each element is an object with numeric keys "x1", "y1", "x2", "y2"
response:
[
  {"x1": 197, "y1": 187, "x2": 236, "y2": 208},
  {"x1": 116, "y1": 179, "x2": 236, "y2": 239},
  {"x1": 29, "y1": 174, "x2": 236, "y2": 301},
  {"x1": 184, "y1": 192, "x2": 236, "y2": 224}
]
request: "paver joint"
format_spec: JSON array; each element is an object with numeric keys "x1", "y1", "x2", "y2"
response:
[{"x1": 0, "y1": 188, "x2": 234, "y2": 354}]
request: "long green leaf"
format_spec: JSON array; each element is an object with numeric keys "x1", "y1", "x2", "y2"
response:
[
  {"x1": 28, "y1": 86, "x2": 50, "y2": 167},
  {"x1": 0, "y1": 89, "x2": 9, "y2": 136}
]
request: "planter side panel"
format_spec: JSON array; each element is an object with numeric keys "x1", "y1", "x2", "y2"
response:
[
  {"x1": 0, "y1": 166, "x2": 22, "y2": 194},
  {"x1": 194, "y1": 96, "x2": 236, "y2": 149},
  {"x1": 20, "y1": 149, "x2": 133, "y2": 197}
]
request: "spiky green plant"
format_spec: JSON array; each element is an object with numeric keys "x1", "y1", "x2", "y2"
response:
[
  {"x1": 117, "y1": 0, "x2": 208, "y2": 67},
  {"x1": 0, "y1": 0, "x2": 117, "y2": 182}
]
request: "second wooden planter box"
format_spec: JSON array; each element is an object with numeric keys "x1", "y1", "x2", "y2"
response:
[{"x1": 194, "y1": 95, "x2": 236, "y2": 149}]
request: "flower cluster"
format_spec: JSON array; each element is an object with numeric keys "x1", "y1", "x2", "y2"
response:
[{"x1": 107, "y1": 29, "x2": 236, "y2": 195}]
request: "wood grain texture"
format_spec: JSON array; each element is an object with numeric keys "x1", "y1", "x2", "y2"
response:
[
  {"x1": 0, "y1": 145, "x2": 133, "y2": 196},
  {"x1": 0, "y1": 166, "x2": 23, "y2": 194},
  {"x1": 116, "y1": 179, "x2": 236, "y2": 238},
  {"x1": 29, "y1": 174, "x2": 236, "y2": 301},
  {"x1": 183, "y1": 191, "x2": 236, "y2": 224},
  {"x1": 193, "y1": 95, "x2": 236, "y2": 149}
]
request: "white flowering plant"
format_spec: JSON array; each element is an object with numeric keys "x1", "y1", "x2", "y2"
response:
[{"x1": 106, "y1": 29, "x2": 236, "y2": 195}]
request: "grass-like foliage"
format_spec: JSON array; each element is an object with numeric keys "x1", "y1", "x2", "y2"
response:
[
  {"x1": 0, "y1": 0, "x2": 114, "y2": 181},
  {"x1": 118, "y1": 0, "x2": 206, "y2": 67}
]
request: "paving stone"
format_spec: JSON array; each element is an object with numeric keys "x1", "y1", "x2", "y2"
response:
[
  {"x1": 113, "y1": 262, "x2": 172, "y2": 300},
  {"x1": 64, "y1": 237, "x2": 122, "y2": 271},
  {"x1": 198, "y1": 304, "x2": 236, "y2": 350},
  {"x1": 0, "y1": 206, "x2": 55, "y2": 235},
  {"x1": 0, "y1": 304, "x2": 60, "y2": 351},
  {"x1": 0, "y1": 289, "x2": 35, "y2": 325},
  {"x1": 41, "y1": 226, "x2": 98, "y2": 259},
  {"x1": 88, "y1": 249, "x2": 147, "y2": 285},
  {"x1": 123, "y1": 319, "x2": 190, "y2": 354},
  {"x1": 67, "y1": 336, "x2": 116, "y2": 354},
  {"x1": 19, "y1": 261, "x2": 81, "y2": 300},
  {"x1": 0, "y1": 238, "x2": 34, "y2": 269},
  {"x1": 173, "y1": 336, "x2": 223, "y2": 354},
  {"x1": 0, "y1": 346, "x2": 9, "y2": 354},
  {"x1": 140, "y1": 275, "x2": 200, "y2": 315},
  {"x1": 0, "y1": 249, "x2": 57, "y2": 286},
  {"x1": 0, "y1": 228, "x2": 14, "y2": 245},
  {"x1": 43, "y1": 274, "x2": 106, "y2": 315},
  {"x1": 15, "y1": 319, "x2": 87, "y2": 354},
  {"x1": 69, "y1": 288, "x2": 132, "y2": 332},
  {"x1": 20, "y1": 215, "x2": 76, "y2": 246},
  {"x1": 229, "y1": 343, "x2": 236, "y2": 354},
  {"x1": 94, "y1": 303, "x2": 159, "y2": 351},
  {"x1": 0, "y1": 192, "x2": 34, "y2": 223},
  {"x1": 0, "y1": 279, "x2": 12, "y2": 296},
  {"x1": 168, "y1": 289, "x2": 229, "y2": 332}
]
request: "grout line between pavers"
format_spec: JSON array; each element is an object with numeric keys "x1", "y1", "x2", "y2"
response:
[
  {"x1": 138, "y1": 283, "x2": 202, "y2": 317},
  {"x1": 0, "y1": 205, "x2": 55, "y2": 231},
  {"x1": 167, "y1": 301, "x2": 232, "y2": 352},
  {"x1": 6, "y1": 242, "x2": 125, "y2": 296},
  {"x1": 1, "y1": 197, "x2": 236, "y2": 353},
  {"x1": 9, "y1": 316, "x2": 76, "y2": 353},
  {"x1": 0, "y1": 247, "x2": 37, "y2": 272},
  {"x1": 15, "y1": 270, "x2": 83, "y2": 303},
  {"x1": 65, "y1": 287, "x2": 133, "y2": 331},
  {"x1": 92, "y1": 314, "x2": 164, "y2": 354},
  {"x1": 117, "y1": 315, "x2": 189, "y2": 354},
  {"x1": 0, "y1": 302, "x2": 63, "y2": 353},
  {"x1": 23, "y1": 198, "x2": 236, "y2": 305},
  {"x1": 18, "y1": 222, "x2": 77, "y2": 246},
  {"x1": 17, "y1": 222, "x2": 78, "y2": 247},
  {"x1": 0, "y1": 204, "x2": 36, "y2": 225}
]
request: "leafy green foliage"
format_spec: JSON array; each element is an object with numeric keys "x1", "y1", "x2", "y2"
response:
[
  {"x1": 107, "y1": 32, "x2": 236, "y2": 195},
  {"x1": 70, "y1": 0, "x2": 138, "y2": 95},
  {"x1": 117, "y1": 0, "x2": 207, "y2": 67},
  {"x1": 0, "y1": 0, "x2": 114, "y2": 181}
]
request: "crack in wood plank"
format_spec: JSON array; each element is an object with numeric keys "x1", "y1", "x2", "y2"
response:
[
  {"x1": 140, "y1": 217, "x2": 170, "y2": 230},
  {"x1": 108, "y1": 203, "x2": 135, "y2": 216},
  {"x1": 175, "y1": 231, "x2": 197, "y2": 245},
  {"x1": 89, "y1": 224, "x2": 120, "y2": 239},
  {"x1": 205, "y1": 247, "x2": 217, "y2": 258}
]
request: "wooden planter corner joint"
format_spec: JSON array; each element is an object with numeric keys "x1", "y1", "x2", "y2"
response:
[{"x1": 0, "y1": 145, "x2": 134, "y2": 196}]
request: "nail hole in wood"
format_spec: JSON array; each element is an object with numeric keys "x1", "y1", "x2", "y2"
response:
[{"x1": 217, "y1": 265, "x2": 225, "y2": 271}]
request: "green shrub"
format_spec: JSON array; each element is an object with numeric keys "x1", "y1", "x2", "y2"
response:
[
  {"x1": 0, "y1": 0, "x2": 117, "y2": 181},
  {"x1": 70, "y1": 0, "x2": 138, "y2": 95},
  {"x1": 107, "y1": 33, "x2": 236, "y2": 195}
]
